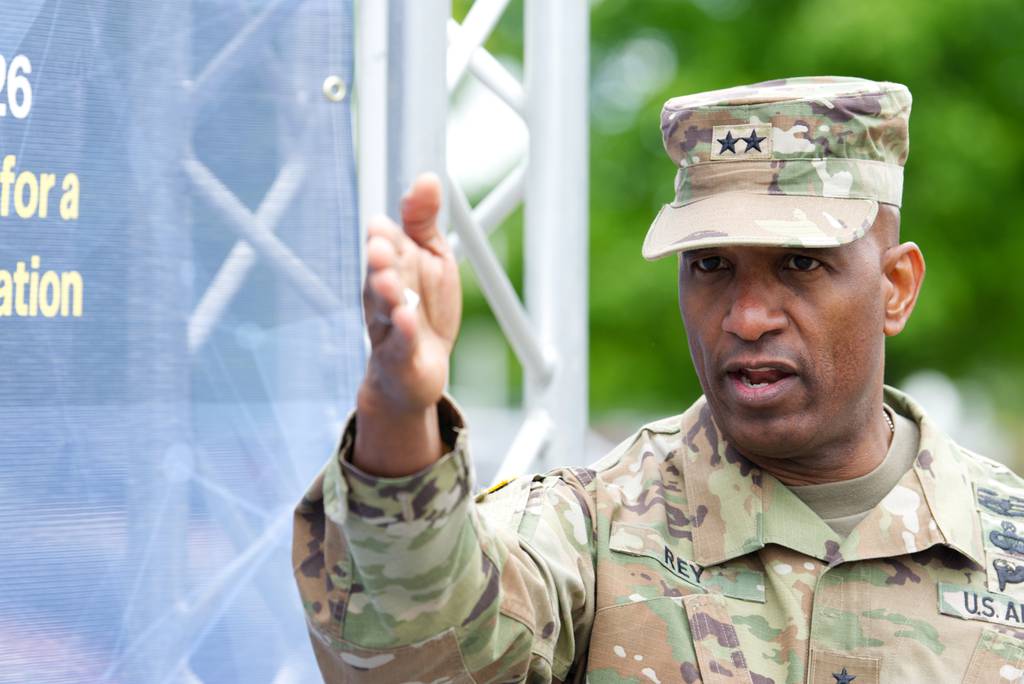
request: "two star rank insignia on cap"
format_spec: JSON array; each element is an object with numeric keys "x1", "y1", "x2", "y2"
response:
[
  {"x1": 716, "y1": 129, "x2": 765, "y2": 154},
  {"x1": 709, "y1": 124, "x2": 771, "y2": 161}
]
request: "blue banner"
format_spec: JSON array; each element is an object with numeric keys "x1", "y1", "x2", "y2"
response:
[{"x1": 0, "y1": 1, "x2": 362, "y2": 681}]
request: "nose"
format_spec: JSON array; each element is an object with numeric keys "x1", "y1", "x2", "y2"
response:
[{"x1": 721, "y1": 282, "x2": 788, "y2": 342}]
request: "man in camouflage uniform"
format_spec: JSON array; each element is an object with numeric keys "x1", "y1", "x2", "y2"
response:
[{"x1": 293, "y1": 77, "x2": 1024, "y2": 682}]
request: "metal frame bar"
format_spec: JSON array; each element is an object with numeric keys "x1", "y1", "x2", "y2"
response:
[
  {"x1": 182, "y1": 157, "x2": 343, "y2": 318},
  {"x1": 448, "y1": 157, "x2": 526, "y2": 258},
  {"x1": 447, "y1": 172, "x2": 553, "y2": 384},
  {"x1": 356, "y1": 0, "x2": 389, "y2": 226},
  {"x1": 465, "y1": 39, "x2": 526, "y2": 115},
  {"x1": 523, "y1": 0, "x2": 589, "y2": 470},
  {"x1": 445, "y1": 0, "x2": 513, "y2": 92},
  {"x1": 188, "y1": 0, "x2": 298, "y2": 111},
  {"x1": 492, "y1": 408, "x2": 554, "y2": 483},
  {"x1": 447, "y1": 18, "x2": 526, "y2": 115},
  {"x1": 187, "y1": 158, "x2": 307, "y2": 353},
  {"x1": 386, "y1": 0, "x2": 448, "y2": 219}
]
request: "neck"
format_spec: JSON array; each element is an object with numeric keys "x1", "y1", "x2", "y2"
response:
[{"x1": 739, "y1": 402, "x2": 893, "y2": 487}]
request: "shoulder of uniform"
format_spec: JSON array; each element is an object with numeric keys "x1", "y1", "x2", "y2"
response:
[
  {"x1": 639, "y1": 413, "x2": 686, "y2": 436},
  {"x1": 475, "y1": 474, "x2": 531, "y2": 505},
  {"x1": 473, "y1": 410, "x2": 688, "y2": 513},
  {"x1": 473, "y1": 465, "x2": 599, "y2": 548},
  {"x1": 587, "y1": 413, "x2": 683, "y2": 473},
  {"x1": 473, "y1": 463, "x2": 593, "y2": 513}
]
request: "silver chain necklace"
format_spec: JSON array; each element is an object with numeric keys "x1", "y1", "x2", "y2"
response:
[{"x1": 883, "y1": 409, "x2": 895, "y2": 435}]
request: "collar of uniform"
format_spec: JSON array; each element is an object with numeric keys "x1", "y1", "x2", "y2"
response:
[
  {"x1": 680, "y1": 387, "x2": 985, "y2": 569},
  {"x1": 680, "y1": 398, "x2": 840, "y2": 567},
  {"x1": 879, "y1": 386, "x2": 985, "y2": 568}
]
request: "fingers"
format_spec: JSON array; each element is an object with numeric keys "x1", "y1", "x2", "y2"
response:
[
  {"x1": 364, "y1": 214, "x2": 421, "y2": 352},
  {"x1": 362, "y1": 173, "x2": 446, "y2": 351},
  {"x1": 390, "y1": 303, "x2": 419, "y2": 342},
  {"x1": 366, "y1": 231, "x2": 396, "y2": 268},
  {"x1": 400, "y1": 173, "x2": 446, "y2": 254},
  {"x1": 365, "y1": 275, "x2": 417, "y2": 353},
  {"x1": 367, "y1": 267, "x2": 402, "y2": 309},
  {"x1": 367, "y1": 214, "x2": 406, "y2": 252},
  {"x1": 364, "y1": 216, "x2": 400, "y2": 334}
]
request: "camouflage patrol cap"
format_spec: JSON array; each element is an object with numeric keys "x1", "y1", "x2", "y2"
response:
[{"x1": 643, "y1": 76, "x2": 911, "y2": 260}]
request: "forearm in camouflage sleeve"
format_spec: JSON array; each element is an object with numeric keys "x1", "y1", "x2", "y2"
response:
[{"x1": 292, "y1": 398, "x2": 597, "y2": 682}]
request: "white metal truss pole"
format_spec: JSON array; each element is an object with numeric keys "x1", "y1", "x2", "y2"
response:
[
  {"x1": 524, "y1": 0, "x2": 589, "y2": 467},
  {"x1": 448, "y1": 175, "x2": 554, "y2": 385},
  {"x1": 386, "y1": 0, "x2": 449, "y2": 221},
  {"x1": 356, "y1": 0, "x2": 389, "y2": 228},
  {"x1": 356, "y1": 0, "x2": 389, "y2": 358}
]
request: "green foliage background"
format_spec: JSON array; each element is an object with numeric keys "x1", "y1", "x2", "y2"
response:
[{"x1": 453, "y1": 0, "x2": 1024, "y2": 437}]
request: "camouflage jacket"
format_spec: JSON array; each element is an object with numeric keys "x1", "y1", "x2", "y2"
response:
[{"x1": 293, "y1": 387, "x2": 1024, "y2": 683}]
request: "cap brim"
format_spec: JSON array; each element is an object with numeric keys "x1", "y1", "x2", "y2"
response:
[{"x1": 642, "y1": 192, "x2": 879, "y2": 261}]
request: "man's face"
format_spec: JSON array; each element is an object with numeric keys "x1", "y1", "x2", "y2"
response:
[{"x1": 677, "y1": 232, "x2": 890, "y2": 460}]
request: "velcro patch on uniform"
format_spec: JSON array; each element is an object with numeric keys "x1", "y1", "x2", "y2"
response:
[
  {"x1": 938, "y1": 583, "x2": 1024, "y2": 628},
  {"x1": 986, "y1": 551, "x2": 1024, "y2": 599},
  {"x1": 975, "y1": 481, "x2": 1024, "y2": 518},
  {"x1": 981, "y1": 512, "x2": 1024, "y2": 559},
  {"x1": 808, "y1": 650, "x2": 880, "y2": 684},
  {"x1": 710, "y1": 124, "x2": 772, "y2": 160}
]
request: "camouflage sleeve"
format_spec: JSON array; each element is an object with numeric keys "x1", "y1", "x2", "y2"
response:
[{"x1": 292, "y1": 396, "x2": 597, "y2": 682}]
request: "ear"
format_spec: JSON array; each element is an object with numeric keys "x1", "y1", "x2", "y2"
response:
[{"x1": 882, "y1": 241, "x2": 925, "y2": 336}]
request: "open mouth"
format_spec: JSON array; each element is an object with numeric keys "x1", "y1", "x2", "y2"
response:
[
  {"x1": 730, "y1": 367, "x2": 793, "y2": 388},
  {"x1": 722, "y1": 362, "x2": 800, "y2": 405}
]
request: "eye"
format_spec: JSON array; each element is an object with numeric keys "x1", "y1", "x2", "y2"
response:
[
  {"x1": 693, "y1": 255, "x2": 727, "y2": 273},
  {"x1": 784, "y1": 254, "x2": 822, "y2": 272}
]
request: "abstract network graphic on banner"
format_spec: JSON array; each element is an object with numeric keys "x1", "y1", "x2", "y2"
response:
[{"x1": 0, "y1": 1, "x2": 364, "y2": 681}]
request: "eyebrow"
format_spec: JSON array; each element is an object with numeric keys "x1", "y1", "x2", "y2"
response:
[{"x1": 681, "y1": 249, "x2": 717, "y2": 259}]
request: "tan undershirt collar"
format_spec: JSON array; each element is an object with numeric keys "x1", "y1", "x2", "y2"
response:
[{"x1": 789, "y1": 404, "x2": 921, "y2": 538}]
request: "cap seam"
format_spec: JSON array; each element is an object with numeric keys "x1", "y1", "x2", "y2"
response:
[
  {"x1": 668, "y1": 193, "x2": 892, "y2": 209},
  {"x1": 677, "y1": 157, "x2": 904, "y2": 169},
  {"x1": 666, "y1": 83, "x2": 908, "y2": 110}
]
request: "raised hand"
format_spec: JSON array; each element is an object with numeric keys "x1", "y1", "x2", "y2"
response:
[{"x1": 354, "y1": 173, "x2": 462, "y2": 476}]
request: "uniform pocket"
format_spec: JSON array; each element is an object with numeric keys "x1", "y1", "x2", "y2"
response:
[
  {"x1": 589, "y1": 523, "x2": 759, "y2": 682},
  {"x1": 308, "y1": 627, "x2": 475, "y2": 683},
  {"x1": 588, "y1": 597, "x2": 703, "y2": 683},
  {"x1": 962, "y1": 627, "x2": 1024, "y2": 683},
  {"x1": 681, "y1": 593, "x2": 753, "y2": 684},
  {"x1": 587, "y1": 594, "x2": 757, "y2": 682}
]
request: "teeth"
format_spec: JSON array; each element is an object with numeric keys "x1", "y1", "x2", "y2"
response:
[{"x1": 741, "y1": 376, "x2": 768, "y2": 388}]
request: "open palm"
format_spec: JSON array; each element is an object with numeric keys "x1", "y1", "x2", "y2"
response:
[{"x1": 361, "y1": 173, "x2": 462, "y2": 413}]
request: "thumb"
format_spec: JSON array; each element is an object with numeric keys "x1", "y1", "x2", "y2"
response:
[{"x1": 400, "y1": 172, "x2": 446, "y2": 254}]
